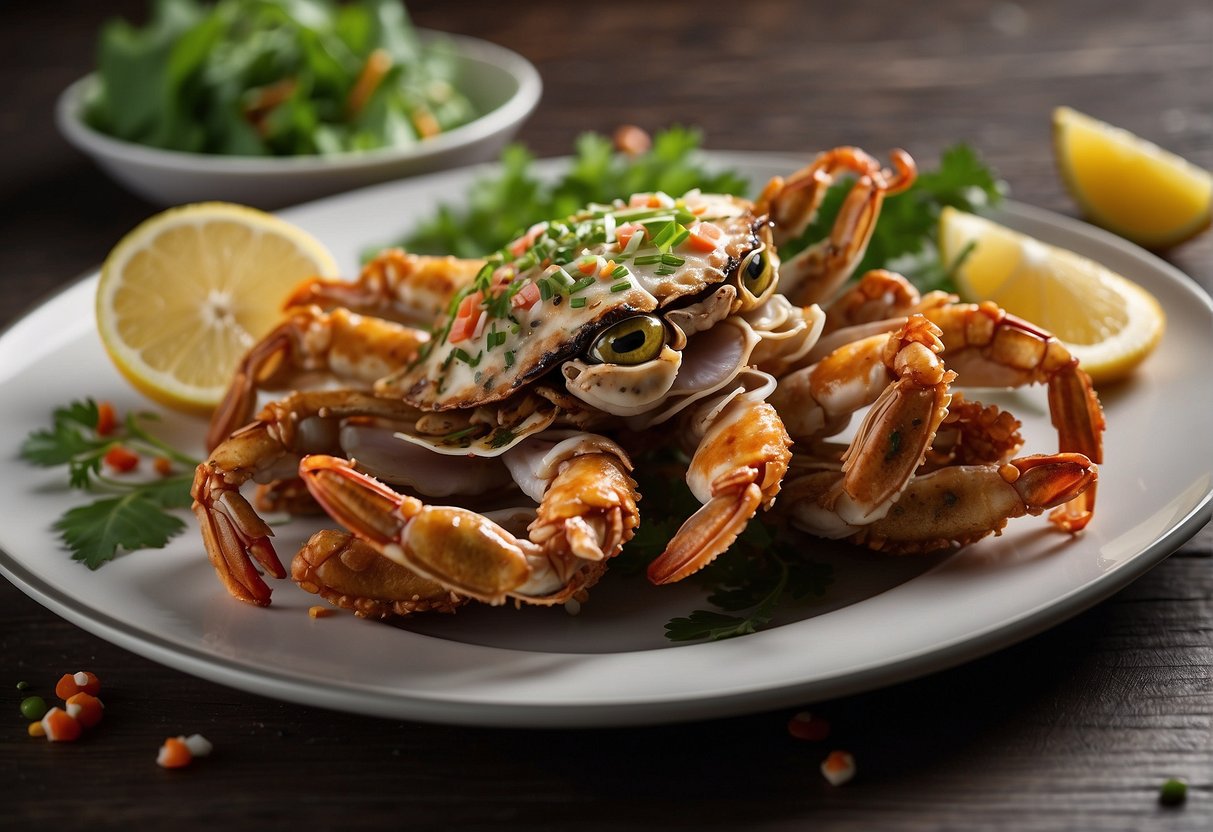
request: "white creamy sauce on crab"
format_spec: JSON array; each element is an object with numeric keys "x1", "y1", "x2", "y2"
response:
[{"x1": 387, "y1": 194, "x2": 757, "y2": 412}]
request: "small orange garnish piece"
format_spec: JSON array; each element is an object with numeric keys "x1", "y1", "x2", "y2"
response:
[
  {"x1": 55, "y1": 671, "x2": 102, "y2": 699},
  {"x1": 103, "y1": 446, "x2": 140, "y2": 472},
  {"x1": 41, "y1": 708, "x2": 82, "y2": 742},
  {"x1": 95, "y1": 401, "x2": 118, "y2": 436},
  {"x1": 157, "y1": 737, "x2": 193, "y2": 769},
  {"x1": 66, "y1": 692, "x2": 105, "y2": 728}
]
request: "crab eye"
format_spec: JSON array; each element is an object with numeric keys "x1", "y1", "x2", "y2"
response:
[
  {"x1": 738, "y1": 245, "x2": 774, "y2": 296},
  {"x1": 589, "y1": 315, "x2": 666, "y2": 364}
]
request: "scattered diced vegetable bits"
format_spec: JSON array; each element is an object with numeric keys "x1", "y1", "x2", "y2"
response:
[
  {"x1": 157, "y1": 734, "x2": 213, "y2": 769},
  {"x1": 787, "y1": 711, "x2": 831, "y2": 742},
  {"x1": 19, "y1": 670, "x2": 104, "y2": 743},
  {"x1": 55, "y1": 671, "x2": 101, "y2": 699},
  {"x1": 20, "y1": 695, "x2": 48, "y2": 721},
  {"x1": 821, "y1": 751, "x2": 857, "y2": 786},
  {"x1": 66, "y1": 692, "x2": 105, "y2": 728},
  {"x1": 41, "y1": 707, "x2": 83, "y2": 742},
  {"x1": 1159, "y1": 778, "x2": 1188, "y2": 806}
]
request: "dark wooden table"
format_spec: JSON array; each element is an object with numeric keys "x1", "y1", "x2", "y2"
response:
[{"x1": 2, "y1": 1, "x2": 1210, "y2": 828}]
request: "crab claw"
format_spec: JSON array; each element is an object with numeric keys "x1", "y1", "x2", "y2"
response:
[
  {"x1": 291, "y1": 529, "x2": 466, "y2": 619},
  {"x1": 299, "y1": 455, "x2": 535, "y2": 605},
  {"x1": 191, "y1": 462, "x2": 286, "y2": 607},
  {"x1": 647, "y1": 390, "x2": 791, "y2": 585}
]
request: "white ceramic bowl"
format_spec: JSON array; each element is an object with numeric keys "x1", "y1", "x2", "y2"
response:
[{"x1": 56, "y1": 31, "x2": 541, "y2": 208}]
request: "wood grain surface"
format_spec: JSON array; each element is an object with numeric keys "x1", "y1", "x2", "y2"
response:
[{"x1": 1, "y1": 1, "x2": 1210, "y2": 829}]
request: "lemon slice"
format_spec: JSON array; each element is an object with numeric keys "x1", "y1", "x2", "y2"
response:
[
  {"x1": 940, "y1": 206, "x2": 1165, "y2": 385},
  {"x1": 96, "y1": 203, "x2": 338, "y2": 414},
  {"x1": 1053, "y1": 106, "x2": 1212, "y2": 249}
]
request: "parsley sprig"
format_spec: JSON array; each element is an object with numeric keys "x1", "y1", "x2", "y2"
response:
[
  {"x1": 21, "y1": 399, "x2": 200, "y2": 569},
  {"x1": 615, "y1": 455, "x2": 835, "y2": 642},
  {"x1": 383, "y1": 126, "x2": 749, "y2": 259}
]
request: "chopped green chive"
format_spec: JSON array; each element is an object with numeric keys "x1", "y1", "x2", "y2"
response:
[
  {"x1": 611, "y1": 264, "x2": 629, "y2": 278},
  {"x1": 505, "y1": 350, "x2": 515, "y2": 368},
  {"x1": 1159, "y1": 779, "x2": 1188, "y2": 806},
  {"x1": 452, "y1": 349, "x2": 482, "y2": 367},
  {"x1": 660, "y1": 253, "x2": 686, "y2": 266},
  {"x1": 570, "y1": 297, "x2": 587, "y2": 308},
  {"x1": 537, "y1": 278, "x2": 553, "y2": 301},
  {"x1": 633, "y1": 253, "x2": 664, "y2": 265},
  {"x1": 569, "y1": 276, "x2": 596, "y2": 294},
  {"x1": 610, "y1": 280, "x2": 631, "y2": 292}
]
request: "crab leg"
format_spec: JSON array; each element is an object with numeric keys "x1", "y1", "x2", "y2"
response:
[
  {"x1": 646, "y1": 375, "x2": 792, "y2": 584},
  {"x1": 764, "y1": 316, "x2": 956, "y2": 539},
  {"x1": 284, "y1": 248, "x2": 485, "y2": 327},
  {"x1": 757, "y1": 148, "x2": 917, "y2": 306},
  {"x1": 782, "y1": 454, "x2": 1097, "y2": 553},
  {"x1": 771, "y1": 315, "x2": 956, "y2": 447},
  {"x1": 298, "y1": 437, "x2": 639, "y2": 606},
  {"x1": 207, "y1": 306, "x2": 428, "y2": 451},
  {"x1": 193, "y1": 390, "x2": 429, "y2": 606},
  {"x1": 919, "y1": 301, "x2": 1105, "y2": 532}
]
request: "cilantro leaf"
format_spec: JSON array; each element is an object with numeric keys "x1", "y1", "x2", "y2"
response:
[{"x1": 54, "y1": 494, "x2": 188, "y2": 569}]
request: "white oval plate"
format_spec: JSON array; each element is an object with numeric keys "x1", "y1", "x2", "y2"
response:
[{"x1": 1, "y1": 153, "x2": 1210, "y2": 727}]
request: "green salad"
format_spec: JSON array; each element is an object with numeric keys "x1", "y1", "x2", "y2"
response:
[{"x1": 84, "y1": 0, "x2": 479, "y2": 157}]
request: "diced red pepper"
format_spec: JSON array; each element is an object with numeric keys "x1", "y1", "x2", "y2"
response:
[
  {"x1": 95, "y1": 401, "x2": 118, "y2": 436},
  {"x1": 448, "y1": 315, "x2": 475, "y2": 344},
  {"x1": 615, "y1": 222, "x2": 646, "y2": 251},
  {"x1": 103, "y1": 446, "x2": 139, "y2": 472},
  {"x1": 511, "y1": 282, "x2": 541, "y2": 310}
]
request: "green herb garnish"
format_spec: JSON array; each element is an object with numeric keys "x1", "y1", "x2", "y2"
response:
[
  {"x1": 788, "y1": 143, "x2": 1007, "y2": 292},
  {"x1": 389, "y1": 126, "x2": 748, "y2": 259},
  {"x1": 21, "y1": 399, "x2": 200, "y2": 569},
  {"x1": 615, "y1": 454, "x2": 835, "y2": 642}
]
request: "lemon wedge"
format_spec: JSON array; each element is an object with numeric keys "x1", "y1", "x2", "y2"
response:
[
  {"x1": 1053, "y1": 106, "x2": 1212, "y2": 249},
  {"x1": 96, "y1": 203, "x2": 338, "y2": 414},
  {"x1": 940, "y1": 206, "x2": 1165, "y2": 385}
]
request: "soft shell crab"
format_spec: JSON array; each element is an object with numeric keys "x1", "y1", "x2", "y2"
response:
[{"x1": 193, "y1": 147, "x2": 1103, "y2": 618}]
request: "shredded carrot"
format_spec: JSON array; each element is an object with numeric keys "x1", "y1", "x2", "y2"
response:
[
  {"x1": 56, "y1": 671, "x2": 101, "y2": 699},
  {"x1": 28, "y1": 721, "x2": 45, "y2": 738},
  {"x1": 95, "y1": 401, "x2": 117, "y2": 436},
  {"x1": 599, "y1": 259, "x2": 618, "y2": 279},
  {"x1": 157, "y1": 737, "x2": 193, "y2": 769},
  {"x1": 65, "y1": 692, "x2": 104, "y2": 728},
  {"x1": 308, "y1": 605, "x2": 334, "y2": 619},
  {"x1": 41, "y1": 708, "x2": 82, "y2": 742},
  {"x1": 103, "y1": 446, "x2": 140, "y2": 473},
  {"x1": 577, "y1": 259, "x2": 598, "y2": 276},
  {"x1": 154, "y1": 456, "x2": 175, "y2": 477},
  {"x1": 346, "y1": 48, "x2": 392, "y2": 117}
]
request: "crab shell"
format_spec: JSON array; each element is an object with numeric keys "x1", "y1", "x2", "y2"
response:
[{"x1": 381, "y1": 194, "x2": 771, "y2": 420}]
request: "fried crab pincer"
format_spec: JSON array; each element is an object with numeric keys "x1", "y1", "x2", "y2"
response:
[{"x1": 193, "y1": 146, "x2": 1102, "y2": 618}]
